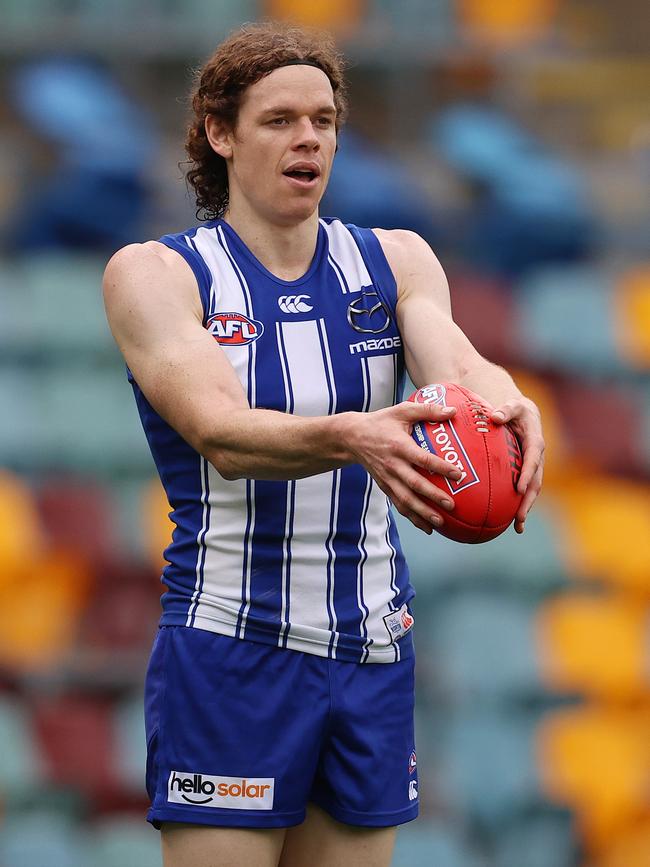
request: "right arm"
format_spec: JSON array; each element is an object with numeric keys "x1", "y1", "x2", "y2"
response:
[{"x1": 102, "y1": 242, "x2": 460, "y2": 533}]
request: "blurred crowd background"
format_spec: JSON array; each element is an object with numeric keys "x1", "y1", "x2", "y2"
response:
[{"x1": 0, "y1": 1, "x2": 649, "y2": 865}]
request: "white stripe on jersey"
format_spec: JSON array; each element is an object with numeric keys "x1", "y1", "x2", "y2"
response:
[
  {"x1": 186, "y1": 456, "x2": 210, "y2": 626},
  {"x1": 187, "y1": 227, "x2": 255, "y2": 635},
  {"x1": 358, "y1": 352, "x2": 399, "y2": 661},
  {"x1": 276, "y1": 320, "x2": 339, "y2": 646},
  {"x1": 321, "y1": 219, "x2": 372, "y2": 292}
]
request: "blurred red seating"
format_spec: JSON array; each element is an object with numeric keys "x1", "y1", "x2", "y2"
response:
[
  {"x1": 36, "y1": 477, "x2": 121, "y2": 568},
  {"x1": 448, "y1": 270, "x2": 521, "y2": 365},
  {"x1": 31, "y1": 694, "x2": 118, "y2": 800},
  {"x1": 77, "y1": 560, "x2": 161, "y2": 655},
  {"x1": 552, "y1": 379, "x2": 646, "y2": 476}
]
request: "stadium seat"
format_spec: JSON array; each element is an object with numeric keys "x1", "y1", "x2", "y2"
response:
[
  {"x1": 553, "y1": 474, "x2": 650, "y2": 592},
  {"x1": 614, "y1": 264, "x2": 650, "y2": 370},
  {"x1": 537, "y1": 704, "x2": 650, "y2": 848},
  {"x1": 264, "y1": 0, "x2": 365, "y2": 34},
  {"x1": 0, "y1": 548, "x2": 92, "y2": 672},
  {"x1": 36, "y1": 367, "x2": 153, "y2": 472},
  {"x1": 0, "y1": 368, "x2": 41, "y2": 467},
  {"x1": 89, "y1": 815, "x2": 161, "y2": 867},
  {"x1": 396, "y1": 494, "x2": 566, "y2": 598},
  {"x1": 393, "y1": 821, "x2": 484, "y2": 867},
  {"x1": 553, "y1": 379, "x2": 645, "y2": 476},
  {"x1": 113, "y1": 691, "x2": 147, "y2": 793},
  {"x1": 594, "y1": 820, "x2": 650, "y2": 867},
  {"x1": 448, "y1": 270, "x2": 521, "y2": 364},
  {"x1": 516, "y1": 266, "x2": 622, "y2": 375},
  {"x1": 31, "y1": 694, "x2": 117, "y2": 800},
  {"x1": 141, "y1": 477, "x2": 174, "y2": 571},
  {"x1": 0, "y1": 470, "x2": 44, "y2": 576},
  {"x1": 459, "y1": 0, "x2": 558, "y2": 43},
  {"x1": 425, "y1": 591, "x2": 541, "y2": 702},
  {"x1": 435, "y1": 709, "x2": 540, "y2": 828},
  {"x1": 0, "y1": 810, "x2": 90, "y2": 867},
  {"x1": 77, "y1": 559, "x2": 160, "y2": 656},
  {"x1": 536, "y1": 592, "x2": 650, "y2": 699},
  {"x1": 0, "y1": 695, "x2": 45, "y2": 797},
  {"x1": 493, "y1": 808, "x2": 580, "y2": 867},
  {"x1": 15, "y1": 254, "x2": 113, "y2": 356},
  {"x1": 36, "y1": 477, "x2": 119, "y2": 567}
]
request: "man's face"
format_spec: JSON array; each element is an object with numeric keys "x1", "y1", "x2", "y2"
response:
[{"x1": 217, "y1": 65, "x2": 338, "y2": 225}]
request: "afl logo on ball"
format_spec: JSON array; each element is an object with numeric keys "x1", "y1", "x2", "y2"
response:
[
  {"x1": 206, "y1": 312, "x2": 264, "y2": 346},
  {"x1": 413, "y1": 383, "x2": 447, "y2": 406}
]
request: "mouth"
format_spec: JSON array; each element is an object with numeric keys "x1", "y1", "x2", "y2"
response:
[{"x1": 282, "y1": 168, "x2": 320, "y2": 188}]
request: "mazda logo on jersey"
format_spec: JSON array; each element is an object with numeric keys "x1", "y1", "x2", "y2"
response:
[
  {"x1": 206, "y1": 312, "x2": 264, "y2": 346},
  {"x1": 347, "y1": 289, "x2": 391, "y2": 334}
]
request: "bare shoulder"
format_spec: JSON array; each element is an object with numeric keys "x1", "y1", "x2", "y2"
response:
[
  {"x1": 104, "y1": 240, "x2": 190, "y2": 284},
  {"x1": 371, "y1": 228, "x2": 448, "y2": 301},
  {"x1": 103, "y1": 240, "x2": 202, "y2": 319}
]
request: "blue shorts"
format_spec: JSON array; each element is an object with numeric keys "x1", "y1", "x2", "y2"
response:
[{"x1": 144, "y1": 625, "x2": 419, "y2": 829}]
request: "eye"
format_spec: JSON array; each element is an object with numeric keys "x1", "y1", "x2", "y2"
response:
[
  {"x1": 316, "y1": 117, "x2": 333, "y2": 127},
  {"x1": 270, "y1": 117, "x2": 289, "y2": 126}
]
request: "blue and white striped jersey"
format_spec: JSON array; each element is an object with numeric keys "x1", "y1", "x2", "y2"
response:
[{"x1": 130, "y1": 217, "x2": 415, "y2": 663}]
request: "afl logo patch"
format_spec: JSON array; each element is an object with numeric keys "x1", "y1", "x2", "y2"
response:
[{"x1": 206, "y1": 312, "x2": 264, "y2": 346}]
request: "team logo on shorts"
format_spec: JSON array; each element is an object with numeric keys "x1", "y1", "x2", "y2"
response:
[
  {"x1": 408, "y1": 750, "x2": 417, "y2": 775},
  {"x1": 167, "y1": 771, "x2": 274, "y2": 810},
  {"x1": 206, "y1": 312, "x2": 264, "y2": 346}
]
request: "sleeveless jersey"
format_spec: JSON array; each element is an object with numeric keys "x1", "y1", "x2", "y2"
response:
[{"x1": 130, "y1": 217, "x2": 415, "y2": 663}]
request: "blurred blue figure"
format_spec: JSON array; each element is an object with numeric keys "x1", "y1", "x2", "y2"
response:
[
  {"x1": 430, "y1": 105, "x2": 597, "y2": 276},
  {"x1": 321, "y1": 130, "x2": 442, "y2": 243},
  {"x1": 5, "y1": 57, "x2": 157, "y2": 252}
]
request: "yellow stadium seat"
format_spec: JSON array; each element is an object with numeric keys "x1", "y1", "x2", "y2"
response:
[
  {"x1": 0, "y1": 548, "x2": 92, "y2": 672},
  {"x1": 264, "y1": 0, "x2": 365, "y2": 34},
  {"x1": 614, "y1": 265, "x2": 650, "y2": 369},
  {"x1": 459, "y1": 0, "x2": 558, "y2": 43},
  {"x1": 0, "y1": 470, "x2": 45, "y2": 580},
  {"x1": 552, "y1": 475, "x2": 650, "y2": 592},
  {"x1": 537, "y1": 705, "x2": 650, "y2": 849},
  {"x1": 594, "y1": 821, "x2": 650, "y2": 867},
  {"x1": 141, "y1": 478, "x2": 174, "y2": 573},
  {"x1": 536, "y1": 592, "x2": 649, "y2": 699}
]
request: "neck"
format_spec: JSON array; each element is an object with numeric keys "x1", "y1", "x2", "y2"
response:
[{"x1": 223, "y1": 200, "x2": 320, "y2": 282}]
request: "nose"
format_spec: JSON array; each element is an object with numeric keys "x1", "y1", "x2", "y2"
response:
[{"x1": 292, "y1": 116, "x2": 319, "y2": 151}]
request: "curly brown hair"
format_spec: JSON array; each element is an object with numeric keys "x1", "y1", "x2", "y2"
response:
[{"x1": 185, "y1": 21, "x2": 349, "y2": 221}]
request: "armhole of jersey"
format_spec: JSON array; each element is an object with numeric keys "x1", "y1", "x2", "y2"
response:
[
  {"x1": 347, "y1": 225, "x2": 399, "y2": 317},
  {"x1": 157, "y1": 233, "x2": 213, "y2": 320}
]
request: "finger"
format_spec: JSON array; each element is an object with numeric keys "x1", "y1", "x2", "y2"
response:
[
  {"x1": 405, "y1": 468, "x2": 455, "y2": 513},
  {"x1": 399, "y1": 400, "x2": 457, "y2": 424},
  {"x1": 516, "y1": 437, "x2": 545, "y2": 495},
  {"x1": 491, "y1": 399, "x2": 524, "y2": 425},
  {"x1": 515, "y1": 477, "x2": 542, "y2": 531},
  {"x1": 409, "y1": 444, "x2": 463, "y2": 482},
  {"x1": 491, "y1": 408, "x2": 510, "y2": 424},
  {"x1": 390, "y1": 480, "x2": 446, "y2": 532}
]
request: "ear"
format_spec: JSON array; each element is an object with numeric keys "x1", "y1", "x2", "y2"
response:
[{"x1": 205, "y1": 114, "x2": 233, "y2": 159}]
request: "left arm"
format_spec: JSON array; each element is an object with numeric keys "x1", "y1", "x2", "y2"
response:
[{"x1": 375, "y1": 228, "x2": 545, "y2": 533}]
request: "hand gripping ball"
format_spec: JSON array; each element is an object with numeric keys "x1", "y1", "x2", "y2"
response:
[{"x1": 409, "y1": 383, "x2": 523, "y2": 543}]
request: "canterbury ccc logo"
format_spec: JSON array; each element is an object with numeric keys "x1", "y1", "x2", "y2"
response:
[
  {"x1": 206, "y1": 312, "x2": 264, "y2": 346},
  {"x1": 278, "y1": 294, "x2": 313, "y2": 314}
]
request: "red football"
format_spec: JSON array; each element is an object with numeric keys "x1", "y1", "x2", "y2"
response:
[{"x1": 408, "y1": 383, "x2": 523, "y2": 543}]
